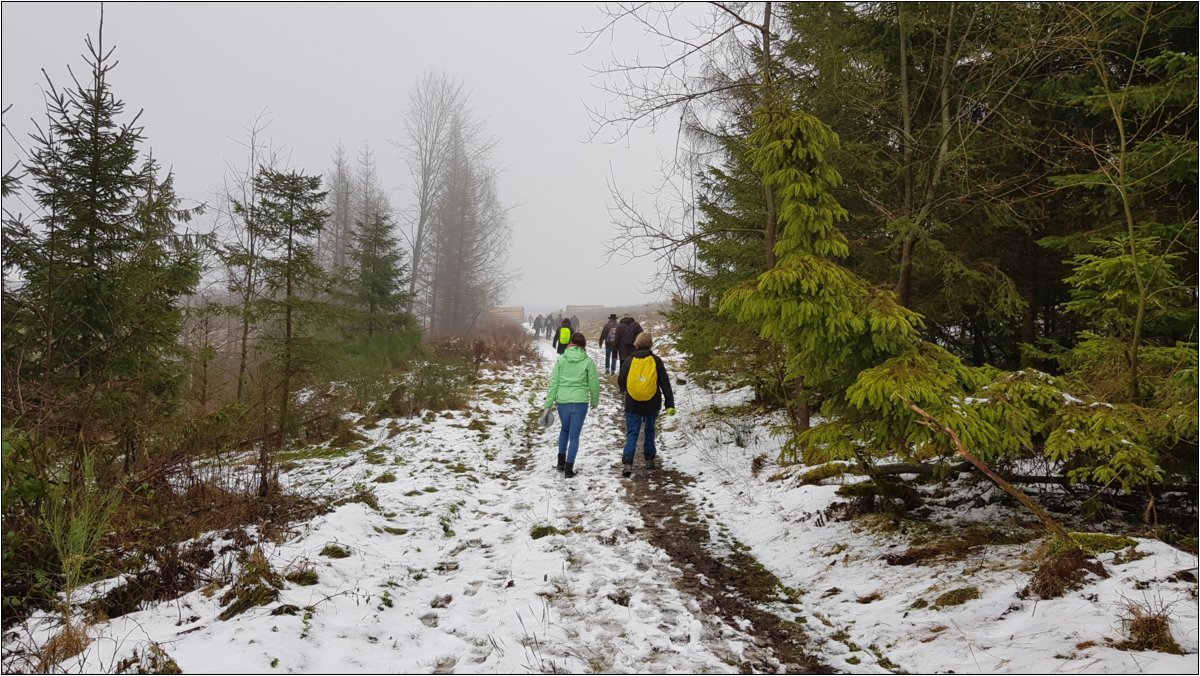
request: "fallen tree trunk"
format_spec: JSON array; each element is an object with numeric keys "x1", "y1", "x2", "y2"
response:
[{"x1": 904, "y1": 400, "x2": 1075, "y2": 545}]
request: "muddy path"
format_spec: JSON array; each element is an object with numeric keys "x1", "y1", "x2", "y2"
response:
[{"x1": 606, "y1": 382, "x2": 830, "y2": 674}]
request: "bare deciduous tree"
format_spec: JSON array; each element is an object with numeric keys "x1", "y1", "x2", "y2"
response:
[
  {"x1": 319, "y1": 142, "x2": 353, "y2": 273},
  {"x1": 393, "y1": 70, "x2": 467, "y2": 329},
  {"x1": 426, "y1": 115, "x2": 511, "y2": 338},
  {"x1": 217, "y1": 111, "x2": 283, "y2": 403},
  {"x1": 584, "y1": 2, "x2": 784, "y2": 284}
]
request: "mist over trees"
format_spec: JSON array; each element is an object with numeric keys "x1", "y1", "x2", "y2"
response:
[
  {"x1": 1, "y1": 22, "x2": 511, "y2": 626},
  {"x1": 0, "y1": 3, "x2": 1194, "y2": 665},
  {"x1": 397, "y1": 70, "x2": 511, "y2": 337}
]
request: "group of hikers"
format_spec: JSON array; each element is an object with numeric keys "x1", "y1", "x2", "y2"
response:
[
  {"x1": 531, "y1": 313, "x2": 578, "y2": 340},
  {"x1": 539, "y1": 312, "x2": 675, "y2": 479}
]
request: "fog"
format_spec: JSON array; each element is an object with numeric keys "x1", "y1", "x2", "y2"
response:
[{"x1": 1, "y1": 2, "x2": 689, "y2": 315}]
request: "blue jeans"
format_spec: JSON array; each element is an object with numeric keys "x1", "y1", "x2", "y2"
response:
[
  {"x1": 557, "y1": 403, "x2": 589, "y2": 463},
  {"x1": 604, "y1": 343, "x2": 618, "y2": 373},
  {"x1": 622, "y1": 411, "x2": 659, "y2": 462}
]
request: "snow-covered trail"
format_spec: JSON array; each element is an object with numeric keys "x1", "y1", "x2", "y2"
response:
[
  {"x1": 14, "y1": 334, "x2": 1193, "y2": 674},
  {"x1": 21, "y1": 339, "x2": 820, "y2": 674}
]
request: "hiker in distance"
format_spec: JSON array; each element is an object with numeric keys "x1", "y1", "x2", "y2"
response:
[
  {"x1": 551, "y1": 317, "x2": 574, "y2": 355},
  {"x1": 617, "y1": 332, "x2": 675, "y2": 477},
  {"x1": 543, "y1": 332, "x2": 600, "y2": 478},
  {"x1": 533, "y1": 314, "x2": 544, "y2": 339},
  {"x1": 600, "y1": 313, "x2": 620, "y2": 375},
  {"x1": 614, "y1": 314, "x2": 644, "y2": 365}
]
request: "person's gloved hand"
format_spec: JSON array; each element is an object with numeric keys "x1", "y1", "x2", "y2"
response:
[{"x1": 666, "y1": 407, "x2": 677, "y2": 416}]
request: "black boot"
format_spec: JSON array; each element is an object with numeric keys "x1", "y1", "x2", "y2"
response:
[
  {"x1": 556, "y1": 453, "x2": 566, "y2": 471},
  {"x1": 564, "y1": 462, "x2": 576, "y2": 478},
  {"x1": 644, "y1": 457, "x2": 656, "y2": 470},
  {"x1": 621, "y1": 460, "x2": 632, "y2": 478}
]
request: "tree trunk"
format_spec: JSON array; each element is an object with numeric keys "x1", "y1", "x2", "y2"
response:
[
  {"x1": 896, "y1": 3, "x2": 915, "y2": 306},
  {"x1": 1020, "y1": 246, "x2": 1039, "y2": 367},
  {"x1": 795, "y1": 378, "x2": 810, "y2": 431},
  {"x1": 761, "y1": 2, "x2": 778, "y2": 270}
]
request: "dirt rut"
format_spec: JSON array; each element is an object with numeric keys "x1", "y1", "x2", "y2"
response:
[{"x1": 610, "y1": 393, "x2": 829, "y2": 674}]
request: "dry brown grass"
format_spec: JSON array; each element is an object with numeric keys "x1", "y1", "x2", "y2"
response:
[
  {"x1": 1116, "y1": 600, "x2": 1183, "y2": 654},
  {"x1": 751, "y1": 454, "x2": 766, "y2": 478},
  {"x1": 37, "y1": 621, "x2": 88, "y2": 672},
  {"x1": 1020, "y1": 546, "x2": 1108, "y2": 599}
]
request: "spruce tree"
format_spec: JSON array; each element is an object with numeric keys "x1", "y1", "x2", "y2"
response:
[
  {"x1": 248, "y1": 168, "x2": 328, "y2": 493},
  {"x1": 723, "y1": 106, "x2": 925, "y2": 460},
  {"x1": 2, "y1": 31, "x2": 200, "y2": 473},
  {"x1": 346, "y1": 210, "x2": 411, "y2": 338},
  {"x1": 667, "y1": 132, "x2": 792, "y2": 406}
]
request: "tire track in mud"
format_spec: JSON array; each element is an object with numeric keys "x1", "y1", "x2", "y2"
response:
[{"x1": 607, "y1": 383, "x2": 830, "y2": 674}]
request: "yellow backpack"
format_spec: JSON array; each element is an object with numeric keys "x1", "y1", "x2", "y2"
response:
[
  {"x1": 559, "y1": 326, "x2": 572, "y2": 344},
  {"x1": 627, "y1": 355, "x2": 658, "y2": 401}
]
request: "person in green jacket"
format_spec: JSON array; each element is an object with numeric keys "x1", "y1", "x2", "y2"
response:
[{"x1": 543, "y1": 332, "x2": 600, "y2": 478}]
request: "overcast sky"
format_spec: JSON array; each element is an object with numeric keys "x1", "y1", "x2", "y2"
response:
[{"x1": 2, "y1": 2, "x2": 698, "y2": 315}]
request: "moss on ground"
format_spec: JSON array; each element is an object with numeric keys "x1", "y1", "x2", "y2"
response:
[
  {"x1": 797, "y1": 462, "x2": 856, "y2": 486},
  {"x1": 320, "y1": 543, "x2": 352, "y2": 559},
  {"x1": 530, "y1": 524, "x2": 564, "y2": 539},
  {"x1": 1065, "y1": 532, "x2": 1137, "y2": 555},
  {"x1": 284, "y1": 568, "x2": 319, "y2": 586},
  {"x1": 932, "y1": 586, "x2": 980, "y2": 609}
]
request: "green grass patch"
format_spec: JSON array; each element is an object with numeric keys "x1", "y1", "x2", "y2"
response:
[
  {"x1": 373, "y1": 471, "x2": 397, "y2": 483},
  {"x1": 932, "y1": 586, "x2": 980, "y2": 609},
  {"x1": 284, "y1": 568, "x2": 319, "y2": 586},
  {"x1": 334, "y1": 487, "x2": 380, "y2": 511},
  {"x1": 320, "y1": 543, "x2": 352, "y2": 559},
  {"x1": 1065, "y1": 532, "x2": 1137, "y2": 555},
  {"x1": 378, "y1": 590, "x2": 394, "y2": 610}
]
